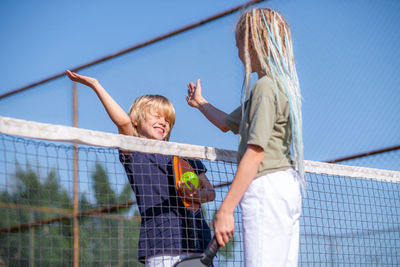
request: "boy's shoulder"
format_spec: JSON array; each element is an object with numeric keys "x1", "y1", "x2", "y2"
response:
[{"x1": 120, "y1": 150, "x2": 171, "y2": 164}]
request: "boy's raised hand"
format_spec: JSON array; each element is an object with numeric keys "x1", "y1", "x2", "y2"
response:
[
  {"x1": 186, "y1": 78, "x2": 206, "y2": 109},
  {"x1": 178, "y1": 180, "x2": 201, "y2": 203},
  {"x1": 65, "y1": 70, "x2": 98, "y2": 88}
]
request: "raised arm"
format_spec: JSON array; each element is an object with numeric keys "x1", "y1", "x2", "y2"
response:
[
  {"x1": 66, "y1": 70, "x2": 133, "y2": 136},
  {"x1": 186, "y1": 79, "x2": 230, "y2": 133}
]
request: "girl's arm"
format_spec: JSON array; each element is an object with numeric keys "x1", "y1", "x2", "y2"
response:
[
  {"x1": 186, "y1": 79, "x2": 230, "y2": 132},
  {"x1": 66, "y1": 70, "x2": 133, "y2": 136},
  {"x1": 213, "y1": 144, "x2": 264, "y2": 247}
]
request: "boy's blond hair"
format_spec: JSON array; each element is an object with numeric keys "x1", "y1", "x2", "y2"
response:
[{"x1": 128, "y1": 95, "x2": 175, "y2": 141}]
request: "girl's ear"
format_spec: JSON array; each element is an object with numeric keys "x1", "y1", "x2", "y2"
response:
[{"x1": 133, "y1": 121, "x2": 138, "y2": 126}]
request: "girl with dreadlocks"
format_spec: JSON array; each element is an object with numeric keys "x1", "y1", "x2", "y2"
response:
[{"x1": 186, "y1": 8, "x2": 304, "y2": 266}]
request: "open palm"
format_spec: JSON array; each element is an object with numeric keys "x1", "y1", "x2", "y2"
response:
[
  {"x1": 65, "y1": 69, "x2": 98, "y2": 87},
  {"x1": 186, "y1": 78, "x2": 205, "y2": 109}
]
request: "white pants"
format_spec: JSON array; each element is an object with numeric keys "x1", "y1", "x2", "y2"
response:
[
  {"x1": 146, "y1": 253, "x2": 218, "y2": 267},
  {"x1": 240, "y1": 169, "x2": 302, "y2": 267}
]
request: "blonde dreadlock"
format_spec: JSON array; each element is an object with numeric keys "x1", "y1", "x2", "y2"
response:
[{"x1": 236, "y1": 8, "x2": 305, "y2": 189}]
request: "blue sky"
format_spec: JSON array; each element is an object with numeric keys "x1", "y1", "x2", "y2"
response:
[
  {"x1": 0, "y1": 3, "x2": 399, "y2": 264},
  {"x1": 1, "y1": 0, "x2": 399, "y2": 163}
]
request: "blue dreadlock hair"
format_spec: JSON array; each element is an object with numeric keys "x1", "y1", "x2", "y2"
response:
[{"x1": 236, "y1": 8, "x2": 305, "y2": 190}]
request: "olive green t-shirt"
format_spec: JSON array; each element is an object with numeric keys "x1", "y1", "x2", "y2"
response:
[{"x1": 225, "y1": 76, "x2": 293, "y2": 178}]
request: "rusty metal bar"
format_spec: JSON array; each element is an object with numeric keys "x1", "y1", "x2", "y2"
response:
[
  {"x1": 0, "y1": 180, "x2": 230, "y2": 233},
  {"x1": 0, "y1": 201, "x2": 136, "y2": 233},
  {"x1": 0, "y1": 178, "x2": 233, "y2": 233},
  {"x1": 0, "y1": 202, "x2": 72, "y2": 215},
  {"x1": 326, "y1": 145, "x2": 400, "y2": 163},
  {"x1": 0, "y1": 202, "x2": 139, "y2": 221},
  {"x1": 0, "y1": 0, "x2": 264, "y2": 100}
]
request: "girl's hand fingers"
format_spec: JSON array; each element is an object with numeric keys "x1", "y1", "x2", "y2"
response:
[
  {"x1": 213, "y1": 210, "x2": 235, "y2": 247},
  {"x1": 223, "y1": 233, "x2": 231, "y2": 244},
  {"x1": 215, "y1": 232, "x2": 226, "y2": 247},
  {"x1": 196, "y1": 79, "x2": 201, "y2": 91},
  {"x1": 189, "y1": 82, "x2": 196, "y2": 91}
]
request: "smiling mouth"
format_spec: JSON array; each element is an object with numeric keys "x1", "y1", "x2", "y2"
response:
[{"x1": 154, "y1": 127, "x2": 165, "y2": 135}]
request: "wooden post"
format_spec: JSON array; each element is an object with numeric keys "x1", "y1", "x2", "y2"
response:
[
  {"x1": 118, "y1": 220, "x2": 123, "y2": 267},
  {"x1": 72, "y1": 82, "x2": 79, "y2": 267},
  {"x1": 29, "y1": 211, "x2": 34, "y2": 267}
]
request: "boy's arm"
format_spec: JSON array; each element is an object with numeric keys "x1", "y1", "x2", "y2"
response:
[
  {"x1": 195, "y1": 172, "x2": 215, "y2": 203},
  {"x1": 198, "y1": 173, "x2": 216, "y2": 203},
  {"x1": 186, "y1": 79, "x2": 230, "y2": 133},
  {"x1": 66, "y1": 70, "x2": 133, "y2": 136},
  {"x1": 178, "y1": 172, "x2": 215, "y2": 204}
]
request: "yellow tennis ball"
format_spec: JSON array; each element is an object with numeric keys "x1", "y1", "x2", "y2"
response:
[{"x1": 181, "y1": 171, "x2": 199, "y2": 190}]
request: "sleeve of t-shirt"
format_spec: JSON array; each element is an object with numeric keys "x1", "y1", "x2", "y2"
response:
[
  {"x1": 225, "y1": 106, "x2": 242, "y2": 134},
  {"x1": 247, "y1": 86, "x2": 276, "y2": 151},
  {"x1": 118, "y1": 150, "x2": 135, "y2": 184},
  {"x1": 119, "y1": 150, "x2": 133, "y2": 165}
]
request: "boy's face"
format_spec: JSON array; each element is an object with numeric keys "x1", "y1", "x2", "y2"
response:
[{"x1": 138, "y1": 109, "x2": 171, "y2": 141}]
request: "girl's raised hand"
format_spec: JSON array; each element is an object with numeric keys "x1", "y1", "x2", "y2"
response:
[
  {"x1": 186, "y1": 78, "x2": 206, "y2": 109},
  {"x1": 65, "y1": 70, "x2": 98, "y2": 88}
]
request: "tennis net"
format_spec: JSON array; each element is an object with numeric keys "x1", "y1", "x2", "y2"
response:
[{"x1": 1, "y1": 116, "x2": 399, "y2": 266}]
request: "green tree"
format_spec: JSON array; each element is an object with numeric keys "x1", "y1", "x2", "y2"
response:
[
  {"x1": 0, "y1": 162, "x2": 141, "y2": 267},
  {"x1": 79, "y1": 163, "x2": 140, "y2": 267},
  {"x1": 0, "y1": 162, "x2": 73, "y2": 266}
]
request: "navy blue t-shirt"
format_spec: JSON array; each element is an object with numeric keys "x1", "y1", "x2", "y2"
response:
[{"x1": 119, "y1": 151, "x2": 211, "y2": 263}]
